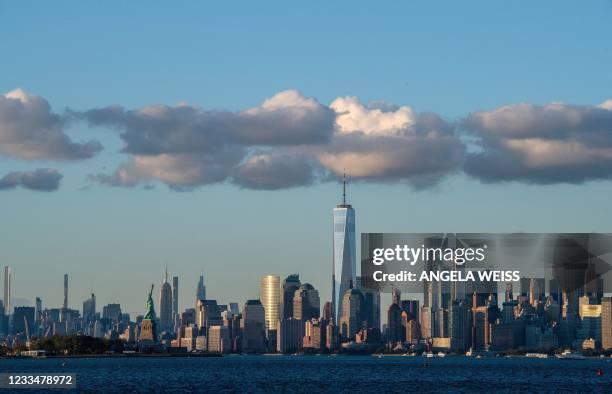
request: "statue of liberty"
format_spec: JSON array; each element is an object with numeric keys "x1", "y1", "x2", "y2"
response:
[{"x1": 144, "y1": 284, "x2": 156, "y2": 320}]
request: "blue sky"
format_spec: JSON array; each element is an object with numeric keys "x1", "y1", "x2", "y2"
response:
[{"x1": 1, "y1": 1, "x2": 611, "y2": 316}]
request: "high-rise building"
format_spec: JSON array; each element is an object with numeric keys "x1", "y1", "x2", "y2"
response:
[
  {"x1": 326, "y1": 322, "x2": 339, "y2": 350},
  {"x1": 4, "y1": 266, "x2": 11, "y2": 317},
  {"x1": 400, "y1": 300, "x2": 419, "y2": 322},
  {"x1": 196, "y1": 274, "x2": 206, "y2": 305},
  {"x1": 362, "y1": 282, "x2": 381, "y2": 330},
  {"x1": 281, "y1": 274, "x2": 301, "y2": 320},
  {"x1": 260, "y1": 275, "x2": 280, "y2": 331},
  {"x1": 293, "y1": 283, "x2": 320, "y2": 322},
  {"x1": 387, "y1": 303, "x2": 402, "y2": 344},
  {"x1": 450, "y1": 299, "x2": 470, "y2": 352},
  {"x1": 472, "y1": 306, "x2": 491, "y2": 351},
  {"x1": 172, "y1": 276, "x2": 179, "y2": 322},
  {"x1": 323, "y1": 301, "x2": 333, "y2": 322},
  {"x1": 420, "y1": 306, "x2": 432, "y2": 339},
  {"x1": 576, "y1": 301, "x2": 602, "y2": 348},
  {"x1": 241, "y1": 300, "x2": 266, "y2": 352},
  {"x1": 196, "y1": 299, "x2": 222, "y2": 333},
  {"x1": 303, "y1": 318, "x2": 327, "y2": 350},
  {"x1": 102, "y1": 303, "x2": 122, "y2": 321},
  {"x1": 277, "y1": 317, "x2": 304, "y2": 353},
  {"x1": 83, "y1": 293, "x2": 96, "y2": 324},
  {"x1": 159, "y1": 267, "x2": 173, "y2": 333},
  {"x1": 332, "y1": 174, "x2": 356, "y2": 325},
  {"x1": 207, "y1": 325, "x2": 231, "y2": 353},
  {"x1": 340, "y1": 288, "x2": 363, "y2": 340},
  {"x1": 519, "y1": 277, "x2": 545, "y2": 306},
  {"x1": 602, "y1": 297, "x2": 612, "y2": 350},
  {"x1": 403, "y1": 312, "x2": 421, "y2": 344},
  {"x1": 35, "y1": 297, "x2": 42, "y2": 324},
  {"x1": 63, "y1": 274, "x2": 68, "y2": 310}
]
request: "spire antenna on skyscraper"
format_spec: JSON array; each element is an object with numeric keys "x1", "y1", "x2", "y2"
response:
[{"x1": 342, "y1": 170, "x2": 346, "y2": 205}]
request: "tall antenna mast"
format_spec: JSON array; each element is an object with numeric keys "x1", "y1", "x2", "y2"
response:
[
  {"x1": 165, "y1": 264, "x2": 168, "y2": 283},
  {"x1": 342, "y1": 170, "x2": 346, "y2": 205}
]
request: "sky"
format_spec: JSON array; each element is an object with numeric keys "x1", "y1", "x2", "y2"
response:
[{"x1": 1, "y1": 1, "x2": 612, "y2": 317}]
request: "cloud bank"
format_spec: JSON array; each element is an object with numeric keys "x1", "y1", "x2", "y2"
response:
[
  {"x1": 2, "y1": 88, "x2": 612, "y2": 191},
  {"x1": 0, "y1": 168, "x2": 63, "y2": 192},
  {"x1": 79, "y1": 91, "x2": 464, "y2": 190},
  {"x1": 463, "y1": 101, "x2": 612, "y2": 183}
]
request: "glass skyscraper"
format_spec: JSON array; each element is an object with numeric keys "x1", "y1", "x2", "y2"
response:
[
  {"x1": 260, "y1": 275, "x2": 280, "y2": 331},
  {"x1": 332, "y1": 175, "x2": 356, "y2": 324}
]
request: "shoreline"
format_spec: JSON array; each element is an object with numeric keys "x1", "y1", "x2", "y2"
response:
[{"x1": 3, "y1": 353, "x2": 611, "y2": 360}]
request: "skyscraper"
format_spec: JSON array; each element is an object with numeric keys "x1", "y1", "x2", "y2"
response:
[
  {"x1": 277, "y1": 317, "x2": 304, "y2": 353},
  {"x1": 340, "y1": 288, "x2": 364, "y2": 340},
  {"x1": 387, "y1": 303, "x2": 403, "y2": 344},
  {"x1": 83, "y1": 293, "x2": 96, "y2": 324},
  {"x1": 293, "y1": 283, "x2": 320, "y2": 322},
  {"x1": 172, "y1": 276, "x2": 179, "y2": 324},
  {"x1": 63, "y1": 274, "x2": 68, "y2": 310},
  {"x1": 260, "y1": 275, "x2": 280, "y2": 331},
  {"x1": 196, "y1": 274, "x2": 206, "y2": 305},
  {"x1": 281, "y1": 274, "x2": 301, "y2": 320},
  {"x1": 159, "y1": 266, "x2": 173, "y2": 333},
  {"x1": 332, "y1": 173, "x2": 356, "y2": 324},
  {"x1": 196, "y1": 299, "x2": 222, "y2": 332},
  {"x1": 35, "y1": 297, "x2": 42, "y2": 324},
  {"x1": 4, "y1": 266, "x2": 11, "y2": 316},
  {"x1": 102, "y1": 303, "x2": 122, "y2": 321},
  {"x1": 241, "y1": 299, "x2": 266, "y2": 352}
]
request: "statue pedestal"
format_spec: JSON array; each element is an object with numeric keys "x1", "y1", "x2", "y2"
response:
[{"x1": 140, "y1": 319, "x2": 157, "y2": 341}]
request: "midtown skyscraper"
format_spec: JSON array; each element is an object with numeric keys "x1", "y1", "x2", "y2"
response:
[
  {"x1": 63, "y1": 274, "x2": 69, "y2": 310},
  {"x1": 172, "y1": 276, "x2": 179, "y2": 324},
  {"x1": 196, "y1": 274, "x2": 206, "y2": 304},
  {"x1": 82, "y1": 293, "x2": 96, "y2": 324},
  {"x1": 159, "y1": 267, "x2": 173, "y2": 333},
  {"x1": 332, "y1": 174, "x2": 356, "y2": 324}
]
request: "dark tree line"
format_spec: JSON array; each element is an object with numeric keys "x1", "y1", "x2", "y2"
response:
[{"x1": 29, "y1": 335, "x2": 124, "y2": 355}]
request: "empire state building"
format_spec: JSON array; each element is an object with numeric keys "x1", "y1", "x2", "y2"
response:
[
  {"x1": 332, "y1": 173, "x2": 356, "y2": 325},
  {"x1": 159, "y1": 266, "x2": 173, "y2": 333}
]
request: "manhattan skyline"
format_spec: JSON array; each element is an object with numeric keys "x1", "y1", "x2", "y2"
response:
[{"x1": 2, "y1": 1, "x2": 612, "y2": 315}]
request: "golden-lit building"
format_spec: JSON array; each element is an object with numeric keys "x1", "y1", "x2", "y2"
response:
[{"x1": 260, "y1": 275, "x2": 280, "y2": 331}]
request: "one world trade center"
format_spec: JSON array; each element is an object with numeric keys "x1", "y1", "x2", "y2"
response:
[{"x1": 332, "y1": 173, "x2": 356, "y2": 324}]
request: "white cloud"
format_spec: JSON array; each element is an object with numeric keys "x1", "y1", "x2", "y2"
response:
[{"x1": 331, "y1": 96, "x2": 416, "y2": 135}]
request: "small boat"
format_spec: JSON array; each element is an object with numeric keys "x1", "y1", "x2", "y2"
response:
[
  {"x1": 526, "y1": 353, "x2": 548, "y2": 359},
  {"x1": 555, "y1": 350, "x2": 585, "y2": 360},
  {"x1": 437, "y1": 352, "x2": 446, "y2": 358}
]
